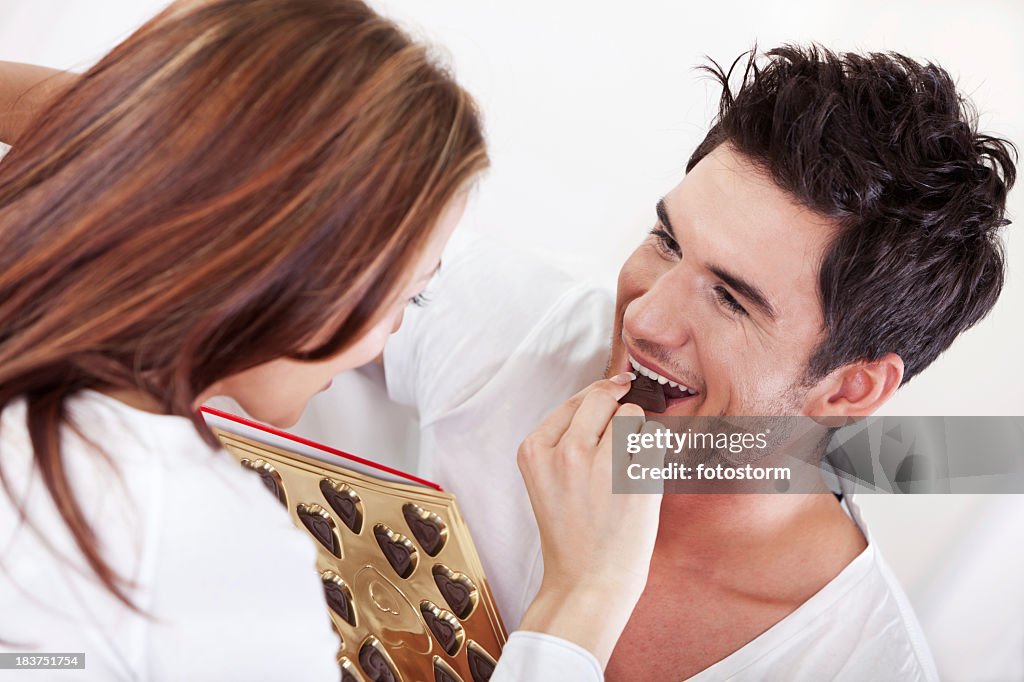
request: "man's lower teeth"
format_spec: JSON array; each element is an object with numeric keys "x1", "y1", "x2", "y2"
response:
[{"x1": 664, "y1": 385, "x2": 689, "y2": 399}]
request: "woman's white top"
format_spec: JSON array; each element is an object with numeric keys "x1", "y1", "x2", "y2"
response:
[
  {"x1": 0, "y1": 391, "x2": 340, "y2": 680},
  {"x1": 0, "y1": 391, "x2": 599, "y2": 681}
]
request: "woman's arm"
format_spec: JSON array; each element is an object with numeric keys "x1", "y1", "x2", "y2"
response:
[
  {"x1": 0, "y1": 61, "x2": 76, "y2": 144},
  {"x1": 486, "y1": 373, "x2": 663, "y2": 681},
  {"x1": 514, "y1": 374, "x2": 661, "y2": 663}
]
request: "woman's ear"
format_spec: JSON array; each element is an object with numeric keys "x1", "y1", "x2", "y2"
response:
[{"x1": 803, "y1": 353, "x2": 904, "y2": 419}]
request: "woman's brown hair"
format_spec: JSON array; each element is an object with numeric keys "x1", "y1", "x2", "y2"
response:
[{"x1": 0, "y1": 0, "x2": 487, "y2": 609}]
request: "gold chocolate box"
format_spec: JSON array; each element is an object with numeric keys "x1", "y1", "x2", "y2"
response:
[{"x1": 202, "y1": 407, "x2": 507, "y2": 682}]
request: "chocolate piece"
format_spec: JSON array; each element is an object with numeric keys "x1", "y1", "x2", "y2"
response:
[
  {"x1": 320, "y1": 479, "x2": 363, "y2": 534},
  {"x1": 257, "y1": 471, "x2": 284, "y2": 504},
  {"x1": 421, "y1": 605, "x2": 461, "y2": 655},
  {"x1": 358, "y1": 642, "x2": 396, "y2": 682},
  {"x1": 374, "y1": 525, "x2": 416, "y2": 578},
  {"x1": 618, "y1": 373, "x2": 667, "y2": 412},
  {"x1": 466, "y1": 642, "x2": 496, "y2": 682},
  {"x1": 432, "y1": 568, "x2": 475, "y2": 619},
  {"x1": 240, "y1": 459, "x2": 286, "y2": 507},
  {"x1": 322, "y1": 574, "x2": 355, "y2": 626},
  {"x1": 297, "y1": 504, "x2": 341, "y2": 557},
  {"x1": 339, "y1": 658, "x2": 362, "y2": 682},
  {"x1": 433, "y1": 659, "x2": 463, "y2": 682},
  {"x1": 403, "y1": 503, "x2": 446, "y2": 556}
]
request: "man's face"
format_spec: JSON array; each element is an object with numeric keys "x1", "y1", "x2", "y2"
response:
[{"x1": 608, "y1": 144, "x2": 837, "y2": 417}]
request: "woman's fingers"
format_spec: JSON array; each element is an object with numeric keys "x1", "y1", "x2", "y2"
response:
[
  {"x1": 596, "y1": 401, "x2": 646, "y2": 452},
  {"x1": 607, "y1": 417, "x2": 668, "y2": 495},
  {"x1": 529, "y1": 373, "x2": 635, "y2": 447},
  {"x1": 635, "y1": 418, "x2": 669, "y2": 470},
  {"x1": 597, "y1": 403, "x2": 657, "y2": 493},
  {"x1": 560, "y1": 375, "x2": 637, "y2": 448}
]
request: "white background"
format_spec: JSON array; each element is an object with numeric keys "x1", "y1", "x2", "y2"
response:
[{"x1": 2, "y1": 2, "x2": 1022, "y2": 680}]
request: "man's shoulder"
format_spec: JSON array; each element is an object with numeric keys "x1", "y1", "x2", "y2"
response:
[
  {"x1": 683, "y1": 521, "x2": 939, "y2": 682},
  {"x1": 838, "y1": 544, "x2": 940, "y2": 680},
  {"x1": 434, "y1": 229, "x2": 607, "y2": 330},
  {"x1": 384, "y1": 228, "x2": 615, "y2": 420},
  {"x1": 747, "y1": 528, "x2": 939, "y2": 681}
]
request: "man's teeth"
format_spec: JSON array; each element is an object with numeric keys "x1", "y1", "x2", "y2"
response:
[{"x1": 628, "y1": 357, "x2": 697, "y2": 395}]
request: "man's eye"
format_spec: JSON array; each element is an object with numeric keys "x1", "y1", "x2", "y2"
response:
[
  {"x1": 649, "y1": 228, "x2": 681, "y2": 258},
  {"x1": 714, "y1": 286, "x2": 748, "y2": 316}
]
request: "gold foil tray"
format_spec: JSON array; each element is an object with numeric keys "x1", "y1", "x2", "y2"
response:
[{"x1": 212, "y1": 426, "x2": 506, "y2": 682}]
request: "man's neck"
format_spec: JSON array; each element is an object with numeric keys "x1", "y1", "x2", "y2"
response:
[
  {"x1": 609, "y1": 492, "x2": 868, "y2": 682},
  {"x1": 653, "y1": 492, "x2": 863, "y2": 580}
]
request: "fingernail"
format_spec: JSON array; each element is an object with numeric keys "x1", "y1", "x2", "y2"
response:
[{"x1": 610, "y1": 372, "x2": 636, "y2": 385}]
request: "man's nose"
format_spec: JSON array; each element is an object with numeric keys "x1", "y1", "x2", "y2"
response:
[{"x1": 623, "y1": 266, "x2": 693, "y2": 348}]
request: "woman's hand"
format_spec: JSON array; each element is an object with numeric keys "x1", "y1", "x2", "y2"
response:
[
  {"x1": 0, "y1": 61, "x2": 76, "y2": 144},
  {"x1": 516, "y1": 372, "x2": 665, "y2": 667}
]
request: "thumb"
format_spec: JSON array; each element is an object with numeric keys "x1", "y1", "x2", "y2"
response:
[{"x1": 633, "y1": 419, "x2": 668, "y2": 495}]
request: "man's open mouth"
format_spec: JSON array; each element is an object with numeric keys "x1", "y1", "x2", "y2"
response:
[{"x1": 625, "y1": 353, "x2": 700, "y2": 412}]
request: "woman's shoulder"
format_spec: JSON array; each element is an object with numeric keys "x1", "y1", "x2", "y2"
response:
[
  {"x1": 1, "y1": 390, "x2": 220, "y2": 464},
  {"x1": 0, "y1": 390, "x2": 227, "y2": 583},
  {"x1": 0, "y1": 391, "x2": 339, "y2": 678}
]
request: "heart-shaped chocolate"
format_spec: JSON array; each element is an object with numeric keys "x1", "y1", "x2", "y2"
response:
[
  {"x1": 466, "y1": 641, "x2": 497, "y2": 682},
  {"x1": 321, "y1": 571, "x2": 356, "y2": 626},
  {"x1": 420, "y1": 601, "x2": 463, "y2": 655},
  {"x1": 240, "y1": 459, "x2": 286, "y2": 507},
  {"x1": 340, "y1": 658, "x2": 362, "y2": 682},
  {"x1": 373, "y1": 524, "x2": 418, "y2": 579},
  {"x1": 402, "y1": 503, "x2": 447, "y2": 556},
  {"x1": 433, "y1": 657, "x2": 463, "y2": 682},
  {"x1": 320, "y1": 479, "x2": 363, "y2": 534},
  {"x1": 358, "y1": 638, "x2": 397, "y2": 682},
  {"x1": 297, "y1": 504, "x2": 341, "y2": 557},
  {"x1": 431, "y1": 564, "x2": 477, "y2": 619},
  {"x1": 618, "y1": 372, "x2": 667, "y2": 412}
]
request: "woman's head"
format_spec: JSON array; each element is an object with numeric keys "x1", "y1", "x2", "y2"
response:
[
  {"x1": 0, "y1": 0, "x2": 486, "y2": 423},
  {"x1": 0, "y1": 0, "x2": 485, "y2": 604},
  {"x1": 208, "y1": 191, "x2": 468, "y2": 426}
]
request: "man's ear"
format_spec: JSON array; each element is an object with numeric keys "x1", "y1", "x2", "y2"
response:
[{"x1": 803, "y1": 353, "x2": 904, "y2": 419}]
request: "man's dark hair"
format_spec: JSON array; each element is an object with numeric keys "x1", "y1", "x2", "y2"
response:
[{"x1": 688, "y1": 45, "x2": 1017, "y2": 385}]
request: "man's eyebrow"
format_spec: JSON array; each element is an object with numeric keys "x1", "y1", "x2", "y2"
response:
[
  {"x1": 708, "y1": 264, "x2": 777, "y2": 321},
  {"x1": 656, "y1": 199, "x2": 675, "y2": 237},
  {"x1": 657, "y1": 197, "x2": 775, "y2": 320}
]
